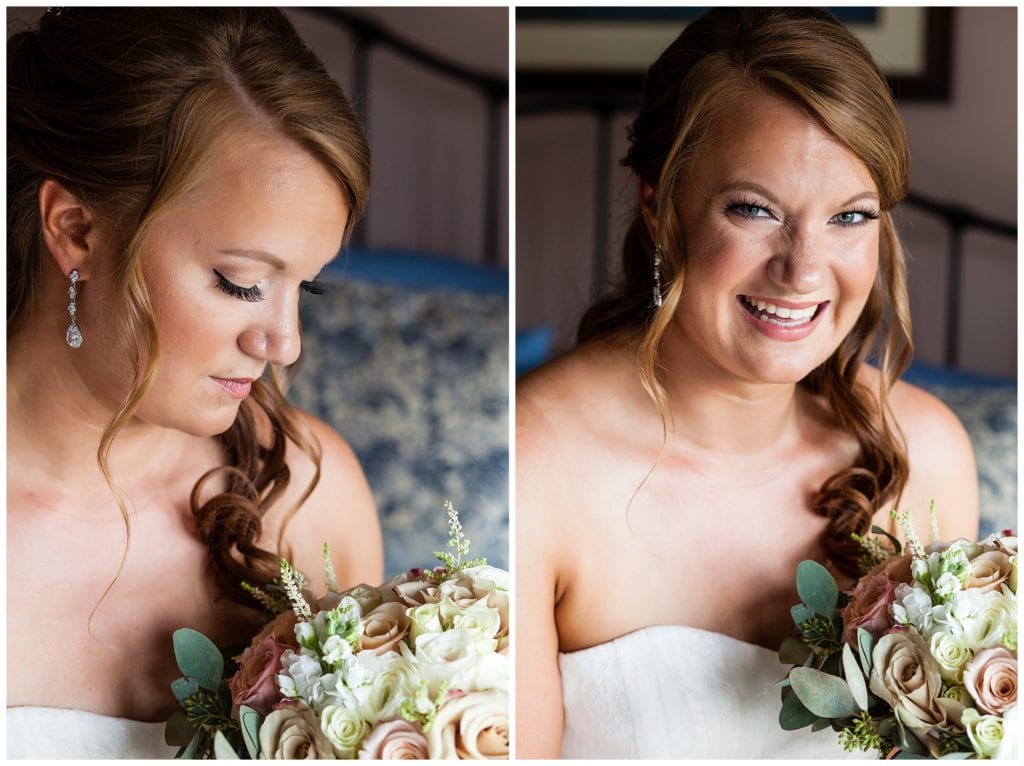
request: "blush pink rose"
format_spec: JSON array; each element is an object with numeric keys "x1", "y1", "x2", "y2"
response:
[
  {"x1": 963, "y1": 647, "x2": 1017, "y2": 715},
  {"x1": 963, "y1": 551, "x2": 1014, "y2": 594},
  {"x1": 358, "y1": 720, "x2": 429, "y2": 759},
  {"x1": 229, "y1": 634, "x2": 288, "y2": 715},
  {"x1": 360, "y1": 602, "x2": 412, "y2": 655},
  {"x1": 840, "y1": 572, "x2": 901, "y2": 645}
]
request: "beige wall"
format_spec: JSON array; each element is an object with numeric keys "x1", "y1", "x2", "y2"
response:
[{"x1": 516, "y1": 7, "x2": 1017, "y2": 377}]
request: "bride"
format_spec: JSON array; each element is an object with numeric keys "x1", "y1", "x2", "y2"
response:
[
  {"x1": 516, "y1": 8, "x2": 979, "y2": 759},
  {"x1": 7, "y1": 8, "x2": 382, "y2": 758}
]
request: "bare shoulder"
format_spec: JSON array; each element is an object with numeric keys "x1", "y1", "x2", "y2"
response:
[
  {"x1": 859, "y1": 367, "x2": 979, "y2": 538},
  {"x1": 265, "y1": 407, "x2": 383, "y2": 590}
]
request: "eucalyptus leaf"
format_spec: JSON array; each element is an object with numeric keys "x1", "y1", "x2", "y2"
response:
[
  {"x1": 780, "y1": 687, "x2": 819, "y2": 730},
  {"x1": 164, "y1": 711, "x2": 195, "y2": 747},
  {"x1": 841, "y1": 643, "x2": 869, "y2": 711},
  {"x1": 170, "y1": 677, "x2": 199, "y2": 705},
  {"x1": 775, "y1": 677, "x2": 791, "y2": 688},
  {"x1": 810, "y1": 717, "x2": 833, "y2": 732},
  {"x1": 796, "y1": 560, "x2": 839, "y2": 616},
  {"x1": 213, "y1": 729, "x2": 241, "y2": 759},
  {"x1": 892, "y1": 752, "x2": 928, "y2": 760},
  {"x1": 173, "y1": 628, "x2": 224, "y2": 691},
  {"x1": 790, "y1": 666, "x2": 861, "y2": 718},
  {"x1": 779, "y1": 637, "x2": 813, "y2": 665},
  {"x1": 821, "y1": 650, "x2": 844, "y2": 677},
  {"x1": 870, "y1": 525, "x2": 902, "y2": 556},
  {"x1": 857, "y1": 628, "x2": 875, "y2": 676},
  {"x1": 938, "y1": 754, "x2": 974, "y2": 760},
  {"x1": 240, "y1": 705, "x2": 263, "y2": 759},
  {"x1": 791, "y1": 604, "x2": 816, "y2": 630},
  {"x1": 181, "y1": 731, "x2": 201, "y2": 760}
]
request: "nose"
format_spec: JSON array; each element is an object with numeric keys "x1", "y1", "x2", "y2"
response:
[
  {"x1": 237, "y1": 299, "x2": 302, "y2": 367},
  {"x1": 767, "y1": 227, "x2": 824, "y2": 294}
]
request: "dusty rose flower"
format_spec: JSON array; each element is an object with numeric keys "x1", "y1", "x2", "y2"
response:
[
  {"x1": 869, "y1": 631, "x2": 963, "y2": 748},
  {"x1": 426, "y1": 689, "x2": 509, "y2": 759},
  {"x1": 357, "y1": 720, "x2": 428, "y2": 759},
  {"x1": 258, "y1": 704, "x2": 336, "y2": 759},
  {"x1": 963, "y1": 647, "x2": 1017, "y2": 715},
  {"x1": 964, "y1": 551, "x2": 1014, "y2": 594},
  {"x1": 229, "y1": 634, "x2": 288, "y2": 715},
  {"x1": 360, "y1": 602, "x2": 412, "y2": 655},
  {"x1": 867, "y1": 554, "x2": 914, "y2": 584},
  {"x1": 841, "y1": 573, "x2": 900, "y2": 645},
  {"x1": 254, "y1": 611, "x2": 300, "y2": 651}
]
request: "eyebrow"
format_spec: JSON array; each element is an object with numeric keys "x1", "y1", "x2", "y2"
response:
[
  {"x1": 714, "y1": 182, "x2": 880, "y2": 208},
  {"x1": 217, "y1": 248, "x2": 288, "y2": 270}
]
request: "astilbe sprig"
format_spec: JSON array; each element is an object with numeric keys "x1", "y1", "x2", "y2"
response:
[
  {"x1": 431, "y1": 500, "x2": 486, "y2": 579},
  {"x1": 280, "y1": 558, "x2": 314, "y2": 621}
]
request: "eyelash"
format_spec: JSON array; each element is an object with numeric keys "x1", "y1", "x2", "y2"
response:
[
  {"x1": 214, "y1": 269, "x2": 262, "y2": 302},
  {"x1": 213, "y1": 271, "x2": 329, "y2": 302},
  {"x1": 725, "y1": 199, "x2": 880, "y2": 227}
]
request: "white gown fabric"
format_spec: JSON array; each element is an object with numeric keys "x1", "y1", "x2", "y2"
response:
[
  {"x1": 7, "y1": 706, "x2": 177, "y2": 759},
  {"x1": 559, "y1": 625, "x2": 871, "y2": 759}
]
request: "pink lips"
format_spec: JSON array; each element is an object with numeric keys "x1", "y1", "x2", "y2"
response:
[
  {"x1": 737, "y1": 295, "x2": 829, "y2": 341},
  {"x1": 210, "y1": 376, "x2": 253, "y2": 399}
]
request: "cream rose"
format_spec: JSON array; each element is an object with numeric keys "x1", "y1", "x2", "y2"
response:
[
  {"x1": 929, "y1": 631, "x2": 974, "y2": 683},
  {"x1": 964, "y1": 551, "x2": 1014, "y2": 594},
  {"x1": 962, "y1": 708, "x2": 1006, "y2": 758},
  {"x1": 869, "y1": 631, "x2": 963, "y2": 742},
  {"x1": 426, "y1": 689, "x2": 509, "y2": 759},
  {"x1": 360, "y1": 602, "x2": 412, "y2": 655},
  {"x1": 357, "y1": 720, "x2": 429, "y2": 759},
  {"x1": 258, "y1": 704, "x2": 336, "y2": 759},
  {"x1": 963, "y1": 647, "x2": 1017, "y2": 715},
  {"x1": 320, "y1": 703, "x2": 371, "y2": 758},
  {"x1": 357, "y1": 655, "x2": 421, "y2": 723}
]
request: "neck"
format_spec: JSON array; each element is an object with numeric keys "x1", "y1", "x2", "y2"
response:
[
  {"x1": 7, "y1": 321, "x2": 200, "y2": 504},
  {"x1": 655, "y1": 325, "x2": 805, "y2": 455}
]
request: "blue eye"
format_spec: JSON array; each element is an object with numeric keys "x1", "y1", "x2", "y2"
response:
[
  {"x1": 831, "y1": 210, "x2": 879, "y2": 227},
  {"x1": 728, "y1": 202, "x2": 773, "y2": 220},
  {"x1": 213, "y1": 269, "x2": 263, "y2": 302}
]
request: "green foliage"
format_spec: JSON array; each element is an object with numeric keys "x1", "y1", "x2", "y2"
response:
[
  {"x1": 841, "y1": 644, "x2": 869, "y2": 711},
  {"x1": 798, "y1": 614, "x2": 842, "y2": 659},
  {"x1": 779, "y1": 687, "x2": 818, "y2": 731},
  {"x1": 173, "y1": 629, "x2": 224, "y2": 692},
  {"x1": 857, "y1": 628, "x2": 875, "y2": 678},
  {"x1": 213, "y1": 730, "x2": 240, "y2": 759},
  {"x1": 240, "y1": 706, "x2": 263, "y2": 759},
  {"x1": 796, "y1": 560, "x2": 839, "y2": 617},
  {"x1": 869, "y1": 524, "x2": 903, "y2": 557},
  {"x1": 790, "y1": 666, "x2": 860, "y2": 718},
  {"x1": 838, "y1": 711, "x2": 884, "y2": 752},
  {"x1": 400, "y1": 680, "x2": 448, "y2": 733}
]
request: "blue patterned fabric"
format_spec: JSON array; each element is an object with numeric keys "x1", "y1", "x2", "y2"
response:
[
  {"x1": 289, "y1": 270, "x2": 509, "y2": 574},
  {"x1": 911, "y1": 380, "x2": 1017, "y2": 538}
]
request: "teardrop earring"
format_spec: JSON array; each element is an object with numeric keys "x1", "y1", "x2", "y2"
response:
[
  {"x1": 652, "y1": 246, "x2": 664, "y2": 309},
  {"x1": 66, "y1": 270, "x2": 83, "y2": 348}
]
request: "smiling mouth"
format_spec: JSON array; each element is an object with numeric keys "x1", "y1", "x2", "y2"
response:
[{"x1": 738, "y1": 295, "x2": 827, "y2": 327}]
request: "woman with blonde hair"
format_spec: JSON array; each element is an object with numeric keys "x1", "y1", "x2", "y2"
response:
[
  {"x1": 517, "y1": 7, "x2": 978, "y2": 758},
  {"x1": 7, "y1": 7, "x2": 381, "y2": 757}
]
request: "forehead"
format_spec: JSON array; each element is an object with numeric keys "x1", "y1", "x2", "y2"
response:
[{"x1": 690, "y1": 90, "x2": 877, "y2": 195}]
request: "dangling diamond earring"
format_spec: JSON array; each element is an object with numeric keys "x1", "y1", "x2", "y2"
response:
[
  {"x1": 652, "y1": 245, "x2": 664, "y2": 309},
  {"x1": 66, "y1": 269, "x2": 83, "y2": 348}
]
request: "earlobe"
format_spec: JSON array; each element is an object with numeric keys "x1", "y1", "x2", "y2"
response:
[
  {"x1": 38, "y1": 178, "x2": 97, "y2": 280},
  {"x1": 637, "y1": 177, "x2": 659, "y2": 243}
]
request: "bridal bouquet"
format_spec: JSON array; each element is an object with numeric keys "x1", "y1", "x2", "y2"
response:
[
  {"x1": 778, "y1": 507, "x2": 1016, "y2": 759},
  {"x1": 165, "y1": 502, "x2": 509, "y2": 759}
]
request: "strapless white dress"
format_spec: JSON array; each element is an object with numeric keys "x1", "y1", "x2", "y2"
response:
[
  {"x1": 6, "y1": 706, "x2": 177, "y2": 759},
  {"x1": 559, "y1": 625, "x2": 871, "y2": 759}
]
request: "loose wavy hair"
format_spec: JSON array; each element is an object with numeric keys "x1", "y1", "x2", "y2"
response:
[
  {"x1": 8, "y1": 7, "x2": 371, "y2": 604},
  {"x1": 578, "y1": 7, "x2": 912, "y2": 577}
]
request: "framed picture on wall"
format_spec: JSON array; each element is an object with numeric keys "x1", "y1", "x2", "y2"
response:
[{"x1": 517, "y1": 6, "x2": 952, "y2": 109}]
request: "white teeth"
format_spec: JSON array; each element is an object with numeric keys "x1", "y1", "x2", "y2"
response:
[{"x1": 742, "y1": 296, "x2": 819, "y2": 324}]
